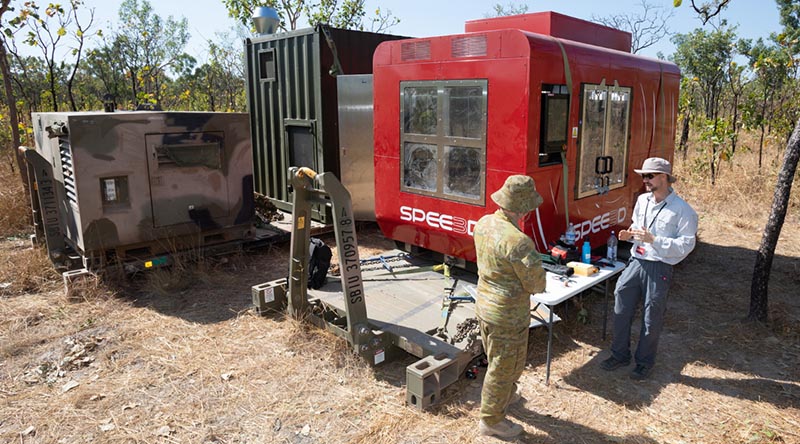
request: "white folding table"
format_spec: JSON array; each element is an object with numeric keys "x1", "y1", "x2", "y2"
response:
[{"x1": 530, "y1": 260, "x2": 626, "y2": 384}]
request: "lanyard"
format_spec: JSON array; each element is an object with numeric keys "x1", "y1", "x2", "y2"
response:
[{"x1": 643, "y1": 197, "x2": 668, "y2": 231}]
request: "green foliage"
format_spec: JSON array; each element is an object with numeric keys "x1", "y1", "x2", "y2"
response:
[
  {"x1": 169, "y1": 30, "x2": 246, "y2": 112},
  {"x1": 699, "y1": 116, "x2": 735, "y2": 159},
  {"x1": 776, "y1": 0, "x2": 800, "y2": 55},
  {"x1": 82, "y1": 42, "x2": 133, "y2": 108},
  {"x1": 672, "y1": 25, "x2": 737, "y2": 120},
  {"x1": 2, "y1": 0, "x2": 101, "y2": 112},
  {"x1": 113, "y1": 0, "x2": 192, "y2": 107},
  {"x1": 222, "y1": 0, "x2": 398, "y2": 32}
]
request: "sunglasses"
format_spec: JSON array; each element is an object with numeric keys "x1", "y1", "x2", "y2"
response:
[{"x1": 641, "y1": 173, "x2": 662, "y2": 180}]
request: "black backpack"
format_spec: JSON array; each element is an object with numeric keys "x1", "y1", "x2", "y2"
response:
[{"x1": 308, "y1": 237, "x2": 332, "y2": 289}]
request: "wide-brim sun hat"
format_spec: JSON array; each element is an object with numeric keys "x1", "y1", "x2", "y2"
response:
[
  {"x1": 491, "y1": 175, "x2": 543, "y2": 213},
  {"x1": 634, "y1": 157, "x2": 677, "y2": 183}
]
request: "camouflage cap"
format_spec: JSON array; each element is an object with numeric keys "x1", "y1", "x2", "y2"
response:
[{"x1": 491, "y1": 175, "x2": 543, "y2": 213}]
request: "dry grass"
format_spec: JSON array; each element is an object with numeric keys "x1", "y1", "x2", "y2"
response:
[
  {"x1": 0, "y1": 239, "x2": 60, "y2": 297},
  {"x1": 676, "y1": 132, "x2": 800, "y2": 252},
  {"x1": 0, "y1": 163, "x2": 32, "y2": 238},
  {"x1": 0, "y1": 136, "x2": 798, "y2": 443}
]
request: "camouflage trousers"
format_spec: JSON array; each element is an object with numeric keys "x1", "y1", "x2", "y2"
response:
[{"x1": 479, "y1": 319, "x2": 528, "y2": 425}]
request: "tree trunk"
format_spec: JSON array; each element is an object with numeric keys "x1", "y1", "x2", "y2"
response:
[
  {"x1": 48, "y1": 64, "x2": 58, "y2": 111},
  {"x1": 758, "y1": 85, "x2": 768, "y2": 170},
  {"x1": 710, "y1": 146, "x2": 717, "y2": 185},
  {"x1": 710, "y1": 118, "x2": 718, "y2": 185},
  {"x1": 758, "y1": 123, "x2": 765, "y2": 170},
  {"x1": 680, "y1": 110, "x2": 691, "y2": 161},
  {"x1": 731, "y1": 94, "x2": 739, "y2": 156},
  {"x1": 0, "y1": 39, "x2": 29, "y2": 190},
  {"x1": 749, "y1": 117, "x2": 800, "y2": 322}
]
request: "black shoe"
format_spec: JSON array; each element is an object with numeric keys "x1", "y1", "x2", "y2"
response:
[
  {"x1": 600, "y1": 355, "x2": 630, "y2": 371},
  {"x1": 630, "y1": 364, "x2": 652, "y2": 380}
]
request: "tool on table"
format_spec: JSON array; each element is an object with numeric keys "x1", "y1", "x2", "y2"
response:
[{"x1": 542, "y1": 262, "x2": 574, "y2": 277}]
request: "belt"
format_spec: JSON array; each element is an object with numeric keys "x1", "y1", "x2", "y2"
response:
[{"x1": 630, "y1": 256, "x2": 672, "y2": 268}]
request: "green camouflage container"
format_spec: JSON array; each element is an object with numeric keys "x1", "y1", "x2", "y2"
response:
[
  {"x1": 244, "y1": 24, "x2": 404, "y2": 223},
  {"x1": 28, "y1": 111, "x2": 255, "y2": 270}
]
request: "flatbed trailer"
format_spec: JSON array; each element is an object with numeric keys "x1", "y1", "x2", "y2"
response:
[
  {"x1": 252, "y1": 167, "x2": 482, "y2": 408},
  {"x1": 313, "y1": 251, "x2": 482, "y2": 407}
]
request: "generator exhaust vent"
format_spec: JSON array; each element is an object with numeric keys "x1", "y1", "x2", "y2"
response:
[
  {"x1": 401, "y1": 40, "x2": 431, "y2": 61},
  {"x1": 58, "y1": 136, "x2": 77, "y2": 205},
  {"x1": 451, "y1": 35, "x2": 487, "y2": 58}
]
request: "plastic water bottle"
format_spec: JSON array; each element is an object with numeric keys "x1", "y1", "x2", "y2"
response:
[
  {"x1": 581, "y1": 238, "x2": 591, "y2": 263},
  {"x1": 607, "y1": 231, "x2": 618, "y2": 262},
  {"x1": 565, "y1": 223, "x2": 577, "y2": 246}
]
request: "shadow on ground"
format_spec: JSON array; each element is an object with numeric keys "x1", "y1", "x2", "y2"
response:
[
  {"x1": 537, "y1": 240, "x2": 800, "y2": 410},
  {"x1": 510, "y1": 407, "x2": 659, "y2": 444}
]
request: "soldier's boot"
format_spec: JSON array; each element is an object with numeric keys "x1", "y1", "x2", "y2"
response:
[
  {"x1": 506, "y1": 383, "x2": 522, "y2": 407},
  {"x1": 479, "y1": 419, "x2": 524, "y2": 438}
]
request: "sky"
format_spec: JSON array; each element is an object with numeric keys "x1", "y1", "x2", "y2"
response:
[{"x1": 20, "y1": 0, "x2": 786, "y2": 62}]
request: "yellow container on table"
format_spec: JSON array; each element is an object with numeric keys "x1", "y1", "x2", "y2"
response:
[{"x1": 566, "y1": 261, "x2": 599, "y2": 277}]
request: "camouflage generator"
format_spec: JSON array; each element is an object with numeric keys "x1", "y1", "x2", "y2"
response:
[{"x1": 23, "y1": 111, "x2": 255, "y2": 272}]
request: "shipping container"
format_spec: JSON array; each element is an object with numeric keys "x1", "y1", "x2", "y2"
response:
[{"x1": 244, "y1": 25, "x2": 405, "y2": 223}]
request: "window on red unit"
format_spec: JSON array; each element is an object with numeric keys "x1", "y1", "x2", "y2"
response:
[
  {"x1": 400, "y1": 79, "x2": 487, "y2": 205},
  {"x1": 539, "y1": 84, "x2": 569, "y2": 166},
  {"x1": 576, "y1": 83, "x2": 632, "y2": 198}
]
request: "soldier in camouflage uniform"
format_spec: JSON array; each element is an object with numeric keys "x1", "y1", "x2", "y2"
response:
[{"x1": 474, "y1": 175, "x2": 546, "y2": 438}]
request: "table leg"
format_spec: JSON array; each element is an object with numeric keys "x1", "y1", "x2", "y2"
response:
[
  {"x1": 545, "y1": 306, "x2": 553, "y2": 385},
  {"x1": 603, "y1": 280, "x2": 609, "y2": 340}
]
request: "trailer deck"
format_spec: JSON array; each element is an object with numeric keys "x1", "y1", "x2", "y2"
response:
[{"x1": 309, "y1": 252, "x2": 480, "y2": 359}]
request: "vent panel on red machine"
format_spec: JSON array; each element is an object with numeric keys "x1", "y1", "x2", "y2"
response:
[
  {"x1": 451, "y1": 36, "x2": 487, "y2": 58},
  {"x1": 401, "y1": 41, "x2": 431, "y2": 61}
]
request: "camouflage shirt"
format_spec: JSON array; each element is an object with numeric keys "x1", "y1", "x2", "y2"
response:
[{"x1": 474, "y1": 210, "x2": 546, "y2": 329}]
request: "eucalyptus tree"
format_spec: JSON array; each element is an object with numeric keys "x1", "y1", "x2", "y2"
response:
[
  {"x1": 10, "y1": 55, "x2": 49, "y2": 115},
  {"x1": 677, "y1": 76, "x2": 698, "y2": 160},
  {"x1": 206, "y1": 35, "x2": 246, "y2": 111},
  {"x1": 750, "y1": 117, "x2": 800, "y2": 322},
  {"x1": 750, "y1": 0, "x2": 800, "y2": 323},
  {"x1": 223, "y1": 0, "x2": 398, "y2": 32},
  {"x1": 0, "y1": 0, "x2": 23, "y2": 180},
  {"x1": 6, "y1": 0, "x2": 97, "y2": 112},
  {"x1": 83, "y1": 39, "x2": 131, "y2": 109},
  {"x1": 671, "y1": 25, "x2": 738, "y2": 183},
  {"x1": 725, "y1": 59, "x2": 748, "y2": 158},
  {"x1": 775, "y1": 0, "x2": 800, "y2": 55},
  {"x1": 113, "y1": 0, "x2": 191, "y2": 107},
  {"x1": 63, "y1": 1, "x2": 99, "y2": 111},
  {"x1": 744, "y1": 38, "x2": 792, "y2": 169},
  {"x1": 171, "y1": 32, "x2": 246, "y2": 112}
]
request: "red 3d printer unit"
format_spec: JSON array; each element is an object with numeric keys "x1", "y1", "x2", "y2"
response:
[{"x1": 371, "y1": 11, "x2": 679, "y2": 261}]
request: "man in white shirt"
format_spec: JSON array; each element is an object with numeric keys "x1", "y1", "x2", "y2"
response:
[{"x1": 600, "y1": 157, "x2": 698, "y2": 380}]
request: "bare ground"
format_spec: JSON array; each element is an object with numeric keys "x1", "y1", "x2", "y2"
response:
[{"x1": 1, "y1": 153, "x2": 799, "y2": 443}]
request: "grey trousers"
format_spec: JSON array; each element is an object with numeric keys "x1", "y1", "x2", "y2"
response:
[{"x1": 611, "y1": 258, "x2": 673, "y2": 367}]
